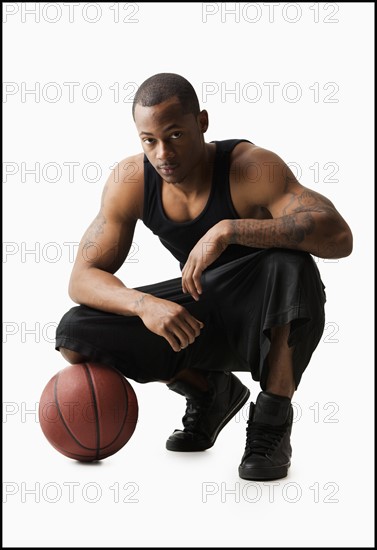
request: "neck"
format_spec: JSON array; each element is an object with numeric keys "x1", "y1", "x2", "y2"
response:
[{"x1": 168, "y1": 142, "x2": 214, "y2": 195}]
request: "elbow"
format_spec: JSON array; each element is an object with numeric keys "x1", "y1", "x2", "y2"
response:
[
  {"x1": 329, "y1": 229, "x2": 353, "y2": 259},
  {"x1": 319, "y1": 230, "x2": 353, "y2": 259},
  {"x1": 68, "y1": 282, "x2": 77, "y2": 304},
  {"x1": 340, "y1": 229, "x2": 353, "y2": 258},
  {"x1": 68, "y1": 274, "x2": 80, "y2": 304},
  {"x1": 313, "y1": 212, "x2": 353, "y2": 259}
]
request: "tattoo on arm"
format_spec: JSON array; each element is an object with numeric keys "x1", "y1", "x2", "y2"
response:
[
  {"x1": 87, "y1": 212, "x2": 107, "y2": 239},
  {"x1": 230, "y1": 213, "x2": 315, "y2": 248},
  {"x1": 82, "y1": 212, "x2": 107, "y2": 254},
  {"x1": 278, "y1": 212, "x2": 315, "y2": 246},
  {"x1": 133, "y1": 294, "x2": 146, "y2": 314},
  {"x1": 229, "y1": 189, "x2": 336, "y2": 249}
]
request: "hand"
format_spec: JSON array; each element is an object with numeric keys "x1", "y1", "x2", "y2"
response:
[
  {"x1": 182, "y1": 222, "x2": 229, "y2": 301},
  {"x1": 138, "y1": 295, "x2": 204, "y2": 352}
]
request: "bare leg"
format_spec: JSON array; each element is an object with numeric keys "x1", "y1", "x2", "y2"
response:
[
  {"x1": 168, "y1": 323, "x2": 297, "y2": 396},
  {"x1": 59, "y1": 347, "x2": 88, "y2": 365},
  {"x1": 60, "y1": 346, "x2": 209, "y2": 391},
  {"x1": 265, "y1": 323, "x2": 295, "y2": 399},
  {"x1": 168, "y1": 323, "x2": 296, "y2": 396},
  {"x1": 165, "y1": 367, "x2": 209, "y2": 392}
]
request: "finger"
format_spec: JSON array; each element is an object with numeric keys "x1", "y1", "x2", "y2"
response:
[
  {"x1": 185, "y1": 270, "x2": 200, "y2": 301},
  {"x1": 181, "y1": 263, "x2": 189, "y2": 294},
  {"x1": 171, "y1": 324, "x2": 191, "y2": 349},
  {"x1": 175, "y1": 313, "x2": 205, "y2": 346},
  {"x1": 181, "y1": 275, "x2": 188, "y2": 294},
  {"x1": 192, "y1": 268, "x2": 203, "y2": 296},
  {"x1": 182, "y1": 264, "x2": 197, "y2": 301},
  {"x1": 170, "y1": 320, "x2": 194, "y2": 346},
  {"x1": 189, "y1": 280, "x2": 201, "y2": 301},
  {"x1": 165, "y1": 331, "x2": 182, "y2": 353},
  {"x1": 182, "y1": 314, "x2": 204, "y2": 338},
  {"x1": 164, "y1": 317, "x2": 203, "y2": 351}
]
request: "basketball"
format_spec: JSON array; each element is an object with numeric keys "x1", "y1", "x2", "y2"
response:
[{"x1": 39, "y1": 363, "x2": 138, "y2": 462}]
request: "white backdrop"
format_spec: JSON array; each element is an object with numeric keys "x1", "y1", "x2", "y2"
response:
[{"x1": 3, "y1": 2, "x2": 374, "y2": 547}]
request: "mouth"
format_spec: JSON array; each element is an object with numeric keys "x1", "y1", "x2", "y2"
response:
[{"x1": 159, "y1": 164, "x2": 178, "y2": 175}]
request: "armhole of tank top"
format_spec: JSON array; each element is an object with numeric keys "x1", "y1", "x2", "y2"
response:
[
  {"x1": 142, "y1": 157, "x2": 151, "y2": 224},
  {"x1": 224, "y1": 140, "x2": 253, "y2": 219}
]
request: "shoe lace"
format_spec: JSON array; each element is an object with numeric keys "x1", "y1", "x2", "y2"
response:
[
  {"x1": 245, "y1": 421, "x2": 286, "y2": 457},
  {"x1": 182, "y1": 394, "x2": 213, "y2": 432}
]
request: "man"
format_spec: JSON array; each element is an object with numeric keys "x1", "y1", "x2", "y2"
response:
[{"x1": 55, "y1": 73, "x2": 353, "y2": 480}]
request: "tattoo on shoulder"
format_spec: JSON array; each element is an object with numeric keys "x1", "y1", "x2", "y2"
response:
[
  {"x1": 292, "y1": 190, "x2": 335, "y2": 215},
  {"x1": 282, "y1": 192, "x2": 298, "y2": 215}
]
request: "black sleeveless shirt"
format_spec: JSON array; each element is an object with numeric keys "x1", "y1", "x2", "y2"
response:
[{"x1": 142, "y1": 139, "x2": 262, "y2": 270}]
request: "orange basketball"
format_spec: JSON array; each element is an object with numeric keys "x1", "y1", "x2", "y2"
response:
[{"x1": 39, "y1": 363, "x2": 138, "y2": 461}]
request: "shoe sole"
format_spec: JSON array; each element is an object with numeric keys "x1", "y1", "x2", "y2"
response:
[
  {"x1": 166, "y1": 386, "x2": 251, "y2": 452},
  {"x1": 238, "y1": 462, "x2": 291, "y2": 481}
]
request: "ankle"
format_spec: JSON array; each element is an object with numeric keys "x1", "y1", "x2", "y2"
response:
[
  {"x1": 252, "y1": 391, "x2": 293, "y2": 426},
  {"x1": 265, "y1": 384, "x2": 295, "y2": 399},
  {"x1": 168, "y1": 368, "x2": 209, "y2": 393}
]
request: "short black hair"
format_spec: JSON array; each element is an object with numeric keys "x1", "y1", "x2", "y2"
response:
[{"x1": 132, "y1": 73, "x2": 200, "y2": 119}]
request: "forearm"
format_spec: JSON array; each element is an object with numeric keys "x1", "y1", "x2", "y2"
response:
[
  {"x1": 225, "y1": 212, "x2": 352, "y2": 259},
  {"x1": 68, "y1": 267, "x2": 148, "y2": 317}
]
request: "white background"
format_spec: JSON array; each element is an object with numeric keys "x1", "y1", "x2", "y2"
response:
[{"x1": 3, "y1": 2, "x2": 374, "y2": 547}]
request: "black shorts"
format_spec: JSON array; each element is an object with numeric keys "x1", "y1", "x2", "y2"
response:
[{"x1": 55, "y1": 249, "x2": 326, "y2": 389}]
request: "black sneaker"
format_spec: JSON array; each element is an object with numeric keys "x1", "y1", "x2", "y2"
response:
[
  {"x1": 166, "y1": 371, "x2": 250, "y2": 452},
  {"x1": 239, "y1": 391, "x2": 293, "y2": 481}
]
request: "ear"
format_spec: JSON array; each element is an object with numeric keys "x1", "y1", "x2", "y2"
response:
[{"x1": 198, "y1": 110, "x2": 209, "y2": 133}]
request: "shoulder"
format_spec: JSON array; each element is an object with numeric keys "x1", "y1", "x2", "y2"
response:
[
  {"x1": 229, "y1": 142, "x2": 302, "y2": 208},
  {"x1": 231, "y1": 142, "x2": 299, "y2": 189},
  {"x1": 115, "y1": 152, "x2": 145, "y2": 185},
  {"x1": 103, "y1": 153, "x2": 145, "y2": 221},
  {"x1": 231, "y1": 141, "x2": 286, "y2": 171}
]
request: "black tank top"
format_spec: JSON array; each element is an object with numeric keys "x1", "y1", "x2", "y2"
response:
[{"x1": 142, "y1": 139, "x2": 262, "y2": 270}]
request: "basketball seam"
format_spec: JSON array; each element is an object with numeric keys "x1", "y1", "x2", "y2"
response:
[
  {"x1": 89, "y1": 367, "x2": 132, "y2": 451},
  {"x1": 104, "y1": 371, "x2": 131, "y2": 449},
  {"x1": 54, "y1": 370, "x2": 98, "y2": 452},
  {"x1": 83, "y1": 363, "x2": 101, "y2": 460},
  {"x1": 51, "y1": 365, "x2": 137, "y2": 459}
]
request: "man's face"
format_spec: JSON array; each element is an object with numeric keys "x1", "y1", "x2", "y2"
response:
[{"x1": 134, "y1": 97, "x2": 207, "y2": 184}]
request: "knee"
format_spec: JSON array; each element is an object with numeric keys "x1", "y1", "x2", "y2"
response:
[
  {"x1": 263, "y1": 249, "x2": 313, "y2": 276},
  {"x1": 59, "y1": 347, "x2": 88, "y2": 365},
  {"x1": 265, "y1": 248, "x2": 309, "y2": 265}
]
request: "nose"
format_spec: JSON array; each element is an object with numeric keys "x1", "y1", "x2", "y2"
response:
[{"x1": 156, "y1": 141, "x2": 174, "y2": 161}]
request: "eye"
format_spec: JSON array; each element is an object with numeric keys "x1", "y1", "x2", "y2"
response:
[
  {"x1": 170, "y1": 132, "x2": 182, "y2": 139},
  {"x1": 143, "y1": 138, "x2": 155, "y2": 145}
]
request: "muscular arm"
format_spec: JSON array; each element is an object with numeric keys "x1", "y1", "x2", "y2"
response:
[
  {"x1": 69, "y1": 155, "x2": 204, "y2": 351},
  {"x1": 181, "y1": 146, "x2": 353, "y2": 300},
  {"x1": 69, "y1": 155, "x2": 146, "y2": 316},
  {"x1": 226, "y1": 149, "x2": 353, "y2": 259},
  {"x1": 227, "y1": 190, "x2": 352, "y2": 258}
]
